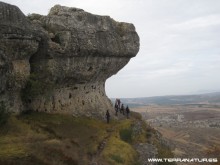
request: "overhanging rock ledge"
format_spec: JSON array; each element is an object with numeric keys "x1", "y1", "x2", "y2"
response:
[{"x1": 0, "y1": 2, "x2": 139, "y2": 118}]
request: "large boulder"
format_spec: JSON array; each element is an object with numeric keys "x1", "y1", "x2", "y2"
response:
[{"x1": 0, "y1": 2, "x2": 139, "y2": 118}]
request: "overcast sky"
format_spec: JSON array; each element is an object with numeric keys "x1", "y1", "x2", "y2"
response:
[{"x1": 2, "y1": 0, "x2": 220, "y2": 98}]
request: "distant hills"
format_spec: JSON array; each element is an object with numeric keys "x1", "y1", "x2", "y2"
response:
[{"x1": 111, "y1": 92, "x2": 220, "y2": 107}]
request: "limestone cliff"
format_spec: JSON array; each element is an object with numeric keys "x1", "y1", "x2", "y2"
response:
[{"x1": 0, "y1": 2, "x2": 139, "y2": 118}]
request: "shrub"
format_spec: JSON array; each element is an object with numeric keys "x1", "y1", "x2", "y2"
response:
[
  {"x1": 27, "y1": 13, "x2": 43, "y2": 21},
  {"x1": 119, "y1": 128, "x2": 133, "y2": 143},
  {"x1": 0, "y1": 101, "x2": 10, "y2": 126}
]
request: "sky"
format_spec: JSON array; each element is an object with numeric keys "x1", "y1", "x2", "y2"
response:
[{"x1": 2, "y1": 0, "x2": 220, "y2": 98}]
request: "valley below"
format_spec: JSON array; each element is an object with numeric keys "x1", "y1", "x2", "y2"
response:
[{"x1": 132, "y1": 104, "x2": 220, "y2": 164}]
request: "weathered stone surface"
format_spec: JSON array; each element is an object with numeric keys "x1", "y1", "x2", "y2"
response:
[
  {"x1": 0, "y1": 2, "x2": 39, "y2": 112},
  {"x1": 0, "y1": 2, "x2": 139, "y2": 118}
]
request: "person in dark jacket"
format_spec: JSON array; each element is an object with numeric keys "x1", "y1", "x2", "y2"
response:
[
  {"x1": 126, "y1": 106, "x2": 130, "y2": 119},
  {"x1": 114, "y1": 104, "x2": 118, "y2": 116},
  {"x1": 106, "y1": 110, "x2": 110, "y2": 123},
  {"x1": 121, "y1": 104, "x2": 125, "y2": 115}
]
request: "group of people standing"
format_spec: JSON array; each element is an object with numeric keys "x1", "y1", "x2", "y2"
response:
[
  {"x1": 114, "y1": 98, "x2": 130, "y2": 118},
  {"x1": 105, "y1": 98, "x2": 130, "y2": 123}
]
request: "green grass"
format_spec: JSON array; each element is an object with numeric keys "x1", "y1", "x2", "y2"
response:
[
  {"x1": 0, "y1": 112, "x2": 104, "y2": 164},
  {"x1": 0, "y1": 111, "x2": 175, "y2": 165},
  {"x1": 102, "y1": 136, "x2": 137, "y2": 165}
]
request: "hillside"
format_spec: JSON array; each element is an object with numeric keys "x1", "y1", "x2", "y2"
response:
[
  {"x1": 113, "y1": 92, "x2": 220, "y2": 107},
  {"x1": 0, "y1": 111, "x2": 175, "y2": 165}
]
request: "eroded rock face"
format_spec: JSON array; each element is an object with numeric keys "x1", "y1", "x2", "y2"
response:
[
  {"x1": 0, "y1": 2, "x2": 39, "y2": 112},
  {"x1": 0, "y1": 2, "x2": 139, "y2": 118}
]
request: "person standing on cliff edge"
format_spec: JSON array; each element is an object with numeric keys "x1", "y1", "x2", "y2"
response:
[
  {"x1": 126, "y1": 106, "x2": 130, "y2": 119},
  {"x1": 106, "y1": 110, "x2": 110, "y2": 124}
]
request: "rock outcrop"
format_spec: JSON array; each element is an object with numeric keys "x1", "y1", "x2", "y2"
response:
[{"x1": 0, "y1": 2, "x2": 139, "y2": 118}]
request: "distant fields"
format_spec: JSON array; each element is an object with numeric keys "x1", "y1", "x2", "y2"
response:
[
  {"x1": 132, "y1": 104, "x2": 220, "y2": 164},
  {"x1": 111, "y1": 92, "x2": 220, "y2": 107}
]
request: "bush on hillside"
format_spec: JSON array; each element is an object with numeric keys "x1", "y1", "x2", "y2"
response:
[{"x1": 119, "y1": 128, "x2": 133, "y2": 143}]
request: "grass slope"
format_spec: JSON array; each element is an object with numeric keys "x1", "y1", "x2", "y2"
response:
[{"x1": 0, "y1": 111, "x2": 174, "y2": 165}]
